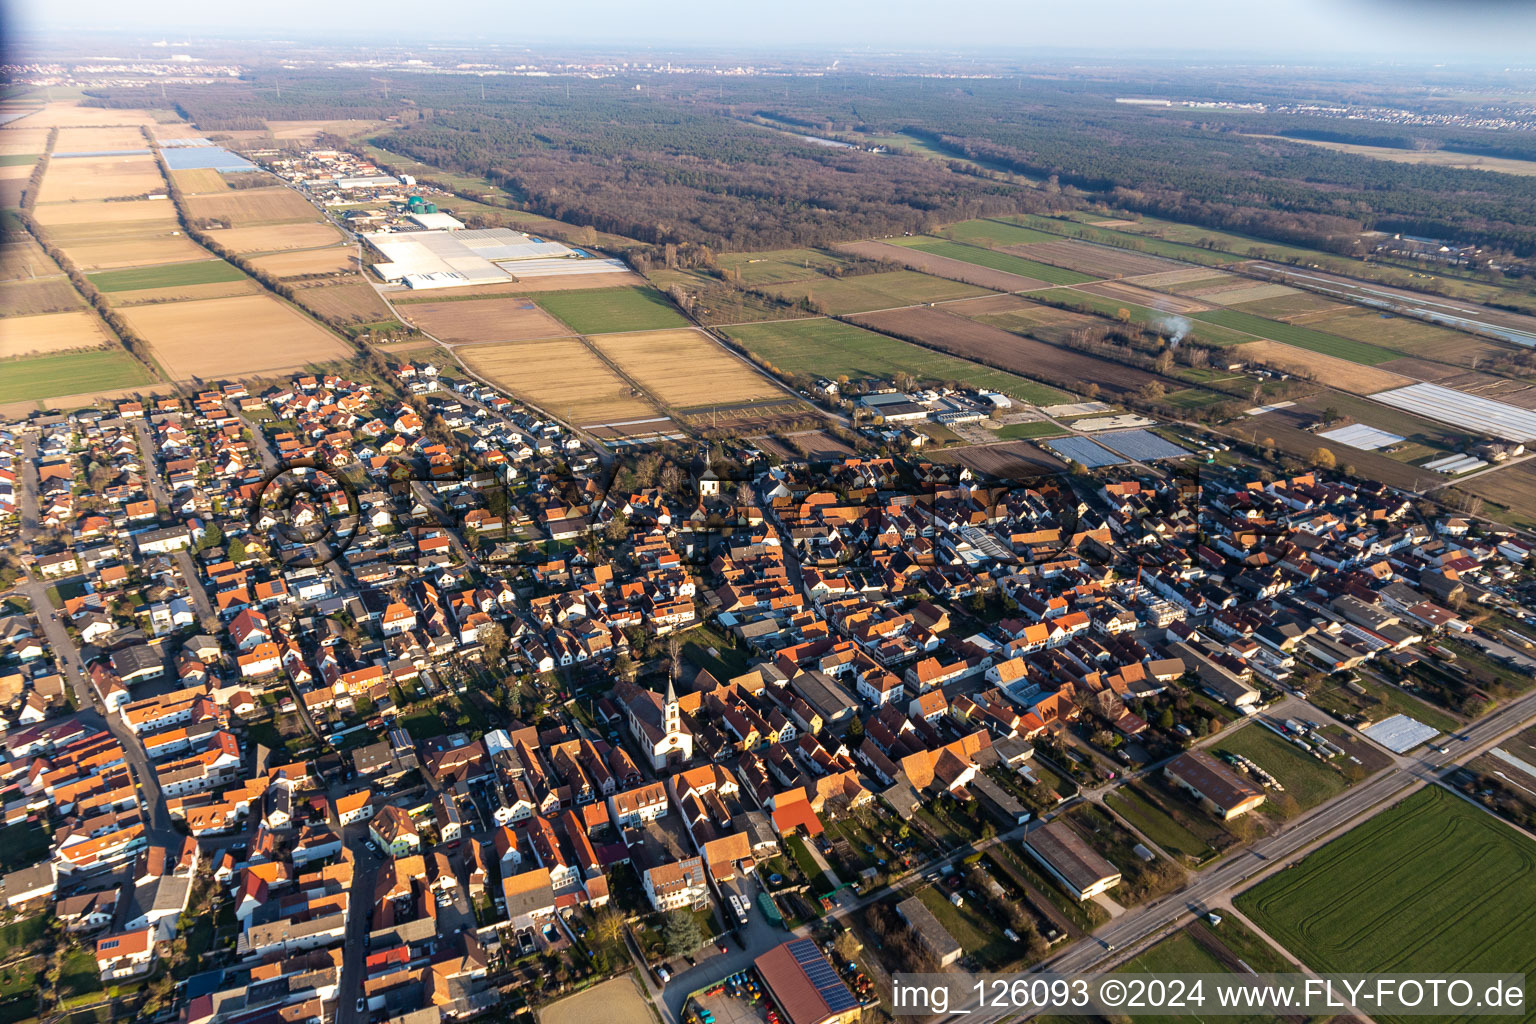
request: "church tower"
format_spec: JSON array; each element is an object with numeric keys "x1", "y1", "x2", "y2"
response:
[{"x1": 664, "y1": 676, "x2": 680, "y2": 734}]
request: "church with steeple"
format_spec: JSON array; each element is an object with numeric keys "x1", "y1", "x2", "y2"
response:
[{"x1": 613, "y1": 676, "x2": 694, "y2": 771}]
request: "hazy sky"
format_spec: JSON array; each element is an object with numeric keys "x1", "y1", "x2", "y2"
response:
[{"x1": 11, "y1": 0, "x2": 1536, "y2": 60}]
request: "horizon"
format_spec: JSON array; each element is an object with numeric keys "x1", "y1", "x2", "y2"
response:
[{"x1": 9, "y1": 0, "x2": 1536, "y2": 65}]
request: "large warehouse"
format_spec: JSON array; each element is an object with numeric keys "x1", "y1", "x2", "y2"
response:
[
  {"x1": 755, "y1": 939, "x2": 861, "y2": 1024},
  {"x1": 363, "y1": 227, "x2": 629, "y2": 289},
  {"x1": 1164, "y1": 750, "x2": 1266, "y2": 820},
  {"x1": 1024, "y1": 820, "x2": 1122, "y2": 902}
]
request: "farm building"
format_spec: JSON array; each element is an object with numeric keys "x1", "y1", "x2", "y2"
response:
[
  {"x1": 896, "y1": 895, "x2": 963, "y2": 965},
  {"x1": 755, "y1": 939, "x2": 861, "y2": 1024},
  {"x1": 1024, "y1": 820, "x2": 1121, "y2": 902},
  {"x1": 1164, "y1": 750, "x2": 1266, "y2": 820}
]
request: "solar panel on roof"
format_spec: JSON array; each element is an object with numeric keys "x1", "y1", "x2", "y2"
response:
[{"x1": 787, "y1": 939, "x2": 858, "y2": 1013}]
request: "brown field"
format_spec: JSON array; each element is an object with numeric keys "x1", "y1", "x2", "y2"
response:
[
  {"x1": 837, "y1": 239, "x2": 1051, "y2": 292},
  {"x1": 0, "y1": 279, "x2": 86, "y2": 317},
  {"x1": 1187, "y1": 282, "x2": 1299, "y2": 305},
  {"x1": 150, "y1": 123, "x2": 203, "y2": 141},
  {"x1": 248, "y1": 247, "x2": 359, "y2": 278},
  {"x1": 391, "y1": 271, "x2": 650, "y2": 301},
  {"x1": 24, "y1": 103, "x2": 154, "y2": 129},
  {"x1": 943, "y1": 293, "x2": 1040, "y2": 316},
  {"x1": 457, "y1": 338, "x2": 660, "y2": 429},
  {"x1": 205, "y1": 222, "x2": 342, "y2": 254},
  {"x1": 37, "y1": 154, "x2": 165, "y2": 203},
  {"x1": 1131, "y1": 269, "x2": 1234, "y2": 290},
  {"x1": 1073, "y1": 280, "x2": 1213, "y2": 313},
  {"x1": 539, "y1": 975, "x2": 652, "y2": 1024},
  {"x1": 1245, "y1": 406, "x2": 1446, "y2": 491},
  {"x1": 404, "y1": 297, "x2": 572, "y2": 343},
  {"x1": 0, "y1": 162, "x2": 33, "y2": 183},
  {"x1": 109, "y1": 279, "x2": 263, "y2": 306},
  {"x1": 1250, "y1": 135, "x2": 1536, "y2": 177},
  {"x1": 289, "y1": 283, "x2": 396, "y2": 325},
  {"x1": 0, "y1": 179, "x2": 24, "y2": 208},
  {"x1": 54, "y1": 126, "x2": 150, "y2": 153},
  {"x1": 1230, "y1": 293, "x2": 1354, "y2": 320},
  {"x1": 2, "y1": 237, "x2": 62, "y2": 279},
  {"x1": 267, "y1": 119, "x2": 386, "y2": 142},
  {"x1": 184, "y1": 187, "x2": 319, "y2": 226},
  {"x1": 119, "y1": 293, "x2": 351, "y2": 379},
  {"x1": 782, "y1": 429, "x2": 856, "y2": 460},
  {"x1": 1302, "y1": 308, "x2": 1514, "y2": 367},
  {"x1": 1012, "y1": 240, "x2": 1180, "y2": 278},
  {"x1": 0, "y1": 309, "x2": 112, "y2": 357},
  {"x1": 931, "y1": 440, "x2": 1065, "y2": 478},
  {"x1": 591, "y1": 328, "x2": 783, "y2": 409},
  {"x1": 1234, "y1": 340, "x2": 1412, "y2": 395},
  {"x1": 1456, "y1": 462, "x2": 1536, "y2": 524},
  {"x1": 0, "y1": 127, "x2": 51, "y2": 156},
  {"x1": 171, "y1": 168, "x2": 231, "y2": 194},
  {"x1": 33, "y1": 198, "x2": 178, "y2": 232},
  {"x1": 60, "y1": 236, "x2": 210, "y2": 271},
  {"x1": 849, "y1": 306, "x2": 1153, "y2": 396}
]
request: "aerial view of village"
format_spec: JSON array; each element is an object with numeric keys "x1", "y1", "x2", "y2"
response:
[{"x1": 0, "y1": 2, "x2": 1534, "y2": 1023}]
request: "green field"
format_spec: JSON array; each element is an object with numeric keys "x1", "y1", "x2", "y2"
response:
[
  {"x1": 0, "y1": 348, "x2": 155, "y2": 403},
  {"x1": 0, "y1": 916, "x2": 45, "y2": 955},
  {"x1": 713, "y1": 248, "x2": 861, "y2": 286},
  {"x1": 1213, "y1": 723, "x2": 1353, "y2": 815},
  {"x1": 0, "y1": 155, "x2": 36, "y2": 167},
  {"x1": 943, "y1": 218, "x2": 1062, "y2": 247},
  {"x1": 1034, "y1": 287, "x2": 1255, "y2": 346},
  {"x1": 1111, "y1": 930, "x2": 1275, "y2": 1024},
  {"x1": 722, "y1": 317, "x2": 1065, "y2": 403},
  {"x1": 535, "y1": 286, "x2": 690, "y2": 334},
  {"x1": 87, "y1": 259, "x2": 247, "y2": 293},
  {"x1": 762, "y1": 269, "x2": 992, "y2": 315},
  {"x1": 903, "y1": 238, "x2": 1097, "y2": 285},
  {"x1": 1238, "y1": 787, "x2": 1536, "y2": 1024},
  {"x1": 1193, "y1": 308, "x2": 1403, "y2": 364},
  {"x1": 1002, "y1": 214, "x2": 1246, "y2": 265},
  {"x1": 995, "y1": 420, "x2": 1068, "y2": 440}
]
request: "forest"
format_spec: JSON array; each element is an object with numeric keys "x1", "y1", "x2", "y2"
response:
[{"x1": 81, "y1": 68, "x2": 1536, "y2": 256}]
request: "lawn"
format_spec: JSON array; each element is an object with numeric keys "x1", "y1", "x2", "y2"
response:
[
  {"x1": 1193, "y1": 308, "x2": 1402, "y2": 365},
  {"x1": 0, "y1": 348, "x2": 155, "y2": 403},
  {"x1": 535, "y1": 286, "x2": 689, "y2": 334},
  {"x1": 942, "y1": 218, "x2": 1062, "y2": 247},
  {"x1": 678, "y1": 620, "x2": 752, "y2": 681},
  {"x1": 86, "y1": 259, "x2": 246, "y2": 292},
  {"x1": 1104, "y1": 783, "x2": 1218, "y2": 862},
  {"x1": 762, "y1": 269, "x2": 992, "y2": 315},
  {"x1": 721, "y1": 317, "x2": 1066, "y2": 403},
  {"x1": 903, "y1": 238, "x2": 1097, "y2": 285},
  {"x1": 995, "y1": 420, "x2": 1068, "y2": 440},
  {"x1": 1212, "y1": 722, "x2": 1354, "y2": 815},
  {"x1": 1237, "y1": 787, "x2": 1536, "y2": 1024},
  {"x1": 0, "y1": 915, "x2": 45, "y2": 955},
  {"x1": 916, "y1": 885, "x2": 1016, "y2": 968}
]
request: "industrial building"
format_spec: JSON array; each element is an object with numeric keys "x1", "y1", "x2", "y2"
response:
[
  {"x1": 755, "y1": 939, "x2": 861, "y2": 1024},
  {"x1": 1164, "y1": 750, "x2": 1266, "y2": 820},
  {"x1": 1023, "y1": 820, "x2": 1121, "y2": 902},
  {"x1": 363, "y1": 227, "x2": 630, "y2": 290},
  {"x1": 896, "y1": 895, "x2": 963, "y2": 966}
]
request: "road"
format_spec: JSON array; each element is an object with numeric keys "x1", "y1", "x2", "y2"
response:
[{"x1": 935, "y1": 682, "x2": 1536, "y2": 1024}]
